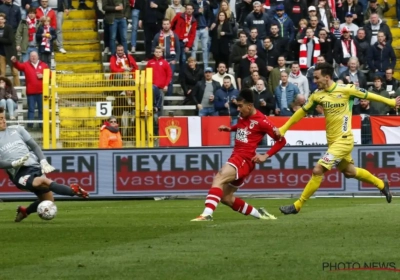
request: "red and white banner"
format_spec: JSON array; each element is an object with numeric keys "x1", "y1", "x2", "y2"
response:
[
  {"x1": 159, "y1": 116, "x2": 230, "y2": 147},
  {"x1": 266, "y1": 116, "x2": 362, "y2": 145},
  {"x1": 159, "y1": 116, "x2": 362, "y2": 147},
  {"x1": 370, "y1": 116, "x2": 400, "y2": 144}
]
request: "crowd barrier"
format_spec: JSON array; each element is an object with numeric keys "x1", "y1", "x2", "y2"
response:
[
  {"x1": 0, "y1": 146, "x2": 398, "y2": 199},
  {"x1": 42, "y1": 68, "x2": 155, "y2": 149}
]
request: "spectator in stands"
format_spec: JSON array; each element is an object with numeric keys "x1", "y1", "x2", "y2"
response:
[
  {"x1": 354, "y1": 28, "x2": 369, "y2": 68},
  {"x1": 384, "y1": 68, "x2": 399, "y2": 93},
  {"x1": 269, "y1": 23, "x2": 289, "y2": 58},
  {"x1": 11, "y1": 52, "x2": 48, "y2": 129},
  {"x1": 369, "y1": 75, "x2": 390, "y2": 115},
  {"x1": 268, "y1": 56, "x2": 290, "y2": 93},
  {"x1": 36, "y1": 0, "x2": 56, "y2": 29},
  {"x1": 210, "y1": 11, "x2": 232, "y2": 70},
  {"x1": 340, "y1": 12, "x2": 359, "y2": 36},
  {"x1": 364, "y1": 0, "x2": 389, "y2": 24},
  {"x1": 16, "y1": 8, "x2": 38, "y2": 63},
  {"x1": 110, "y1": 44, "x2": 138, "y2": 77},
  {"x1": 214, "y1": 76, "x2": 239, "y2": 145},
  {"x1": 191, "y1": 0, "x2": 216, "y2": 70},
  {"x1": 129, "y1": 0, "x2": 141, "y2": 53},
  {"x1": 316, "y1": 0, "x2": 333, "y2": 29},
  {"x1": 258, "y1": 37, "x2": 279, "y2": 76},
  {"x1": 36, "y1": 16, "x2": 56, "y2": 67},
  {"x1": 0, "y1": 0, "x2": 21, "y2": 31},
  {"x1": 230, "y1": 31, "x2": 248, "y2": 78},
  {"x1": 334, "y1": 26, "x2": 359, "y2": 75},
  {"x1": 306, "y1": 54, "x2": 325, "y2": 91},
  {"x1": 103, "y1": 0, "x2": 129, "y2": 55},
  {"x1": 302, "y1": 15, "x2": 323, "y2": 38},
  {"x1": 246, "y1": 27, "x2": 262, "y2": 51},
  {"x1": 217, "y1": 0, "x2": 237, "y2": 35},
  {"x1": 339, "y1": 56, "x2": 367, "y2": 89},
  {"x1": 284, "y1": 0, "x2": 308, "y2": 27},
  {"x1": 364, "y1": 13, "x2": 392, "y2": 46},
  {"x1": 353, "y1": 98, "x2": 379, "y2": 115},
  {"x1": 299, "y1": 27, "x2": 320, "y2": 71},
  {"x1": 99, "y1": 116, "x2": 123, "y2": 148},
  {"x1": 153, "y1": 18, "x2": 180, "y2": 98},
  {"x1": 339, "y1": 0, "x2": 364, "y2": 27},
  {"x1": 291, "y1": 19, "x2": 308, "y2": 61},
  {"x1": 0, "y1": 76, "x2": 18, "y2": 120},
  {"x1": 242, "y1": 68, "x2": 268, "y2": 89},
  {"x1": 0, "y1": 13, "x2": 20, "y2": 86},
  {"x1": 30, "y1": 0, "x2": 40, "y2": 8},
  {"x1": 253, "y1": 79, "x2": 274, "y2": 116},
  {"x1": 317, "y1": 28, "x2": 335, "y2": 64},
  {"x1": 212, "y1": 62, "x2": 237, "y2": 88},
  {"x1": 290, "y1": 93, "x2": 305, "y2": 112},
  {"x1": 165, "y1": 0, "x2": 185, "y2": 22},
  {"x1": 56, "y1": 0, "x2": 69, "y2": 54},
  {"x1": 238, "y1": 0, "x2": 255, "y2": 25},
  {"x1": 180, "y1": 56, "x2": 203, "y2": 104},
  {"x1": 367, "y1": 31, "x2": 396, "y2": 78},
  {"x1": 146, "y1": 46, "x2": 173, "y2": 116},
  {"x1": 272, "y1": 4, "x2": 295, "y2": 42},
  {"x1": 243, "y1": 1, "x2": 270, "y2": 40},
  {"x1": 288, "y1": 62, "x2": 309, "y2": 98},
  {"x1": 171, "y1": 4, "x2": 197, "y2": 75},
  {"x1": 237, "y1": 44, "x2": 267, "y2": 89},
  {"x1": 274, "y1": 71, "x2": 299, "y2": 116},
  {"x1": 331, "y1": 18, "x2": 342, "y2": 39},
  {"x1": 190, "y1": 67, "x2": 221, "y2": 116}
]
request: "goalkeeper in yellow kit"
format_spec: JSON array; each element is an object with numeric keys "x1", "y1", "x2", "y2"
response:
[{"x1": 279, "y1": 62, "x2": 400, "y2": 215}]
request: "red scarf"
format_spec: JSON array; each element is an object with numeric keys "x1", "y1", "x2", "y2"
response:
[
  {"x1": 263, "y1": 0, "x2": 270, "y2": 9},
  {"x1": 129, "y1": 0, "x2": 135, "y2": 7},
  {"x1": 248, "y1": 55, "x2": 257, "y2": 64},
  {"x1": 41, "y1": 25, "x2": 51, "y2": 52},
  {"x1": 341, "y1": 39, "x2": 357, "y2": 61},
  {"x1": 159, "y1": 30, "x2": 176, "y2": 56},
  {"x1": 116, "y1": 54, "x2": 129, "y2": 69},
  {"x1": 183, "y1": 14, "x2": 193, "y2": 43},
  {"x1": 26, "y1": 16, "x2": 36, "y2": 42},
  {"x1": 299, "y1": 36, "x2": 320, "y2": 69}
]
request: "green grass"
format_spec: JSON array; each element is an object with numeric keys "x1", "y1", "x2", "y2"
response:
[{"x1": 0, "y1": 198, "x2": 399, "y2": 280}]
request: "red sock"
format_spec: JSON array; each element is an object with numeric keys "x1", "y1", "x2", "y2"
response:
[
  {"x1": 202, "y1": 187, "x2": 223, "y2": 216},
  {"x1": 232, "y1": 197, "x2": 253, "y2": 215}
]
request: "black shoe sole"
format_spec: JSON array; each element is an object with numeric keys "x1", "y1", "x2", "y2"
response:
[
  {"x1": 382, "y1": 179, "x2": 392, "y2": 203},
  {"x1": 279, "y1": 206, "x2": 299, "y2": 215}
]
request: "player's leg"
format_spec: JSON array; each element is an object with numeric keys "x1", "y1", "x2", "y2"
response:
[
  {"x1": 190, "y1": 163, "x2": 237, "y2": 221},
  {"x1": 338, "y1": 160, "x2": 392, "y2": 203},
  {"x1": 32, "y1": 177, "x2": 89, "y2": 199},
  {"x1": 280, "y1": 147, "x2": 344, "y2": 215},
  {"x1": 221, "y1": 183, "x2": 277, "y2": 220},
  {"x1": 15, "y1": 188, "x2": 54, "y2": 222}
]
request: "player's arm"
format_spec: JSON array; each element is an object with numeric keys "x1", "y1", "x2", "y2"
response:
[
  {"x1": 253, "y1": 119, "x2": 287, "y2": 163},
  {"x1": 218, "y1": 124, "x2": 237, "y2": 132},
  {"x1": 350, "y1": 87, "x2": 398, "y2": 107},
  {"x1": 0, "y1": 154, "x2": 30, "y2": 169},
  {"x1": 280, "y1": 94, "x2": 316, "y2": 135}
]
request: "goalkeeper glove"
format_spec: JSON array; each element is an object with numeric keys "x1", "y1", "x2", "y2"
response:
[
  {"x1": 40, "y1": 159, "x2": 55, "y2": 174},
  {"x1": 11, "y1": 153, "x2": 30, "y2": 167}
]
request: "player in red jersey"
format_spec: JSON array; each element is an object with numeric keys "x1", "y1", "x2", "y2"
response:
[{"x1": 191, "y1": 89, "x2": 286, "y2": 221}]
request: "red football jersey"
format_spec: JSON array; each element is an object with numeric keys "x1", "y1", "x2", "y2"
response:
[{"x1": 231, "y1": 110, "x2": 285, "y2": 159}]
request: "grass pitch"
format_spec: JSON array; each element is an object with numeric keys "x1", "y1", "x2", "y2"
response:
[{"x1": 0, "y1": 198, "x2": 399, "y2": 280}]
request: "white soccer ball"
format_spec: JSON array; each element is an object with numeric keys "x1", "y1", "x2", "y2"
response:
[{"x1": 37, "y1": 200, "x2": 57, "y2": 220}]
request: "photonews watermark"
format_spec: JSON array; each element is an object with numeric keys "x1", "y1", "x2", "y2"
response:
[{"x1": 322, "y1": 262, "x2": 400, "y2": 272}]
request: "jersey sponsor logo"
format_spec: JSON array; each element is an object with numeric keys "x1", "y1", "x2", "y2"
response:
[
  {"x1": 342, "y1": 115, "x2": 349, "y2": 132},
  {"x1": 18, "y1": 175, "x2": 31, "y2": 186},
  {"x1": 321, "y1": 101, "x2": 345, "y2": 109},
  {"x1": 249, "y1": 120, "x2": 258, "y2": 129},
  {"x1": 236, "y1": 127, "x2": 251, "y2": 143},
  {"x1": 356, "y1": 87, "x2": 367, "y2": 94}
]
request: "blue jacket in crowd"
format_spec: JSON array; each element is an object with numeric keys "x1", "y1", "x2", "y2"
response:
[{"x1": 214, "y1": 85, "x2": 239, "y2": 116}]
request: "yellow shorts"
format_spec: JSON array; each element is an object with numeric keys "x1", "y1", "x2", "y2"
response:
[{"x1": 318, "y1": 140, "x2": 354, "y2": 170}]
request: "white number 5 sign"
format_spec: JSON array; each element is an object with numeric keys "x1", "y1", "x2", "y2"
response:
[{"x1": 96, "y1": 102, "x2": 112, "y2": 117}]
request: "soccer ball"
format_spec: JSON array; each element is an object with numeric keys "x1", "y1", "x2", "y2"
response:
[{"x1": 37, "y1": 200, "x2": 57, "y2": 220}]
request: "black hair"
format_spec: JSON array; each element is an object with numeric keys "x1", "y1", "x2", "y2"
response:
[
  {"x1": 237, "y1": 89, "x2": 254, "y2": 104},
  {"x1": 314, "y1": 62, "x2": 334, "y2": 78},
  {"x1": 0, "y1": 106, "x2": 4, "y2": 114}
]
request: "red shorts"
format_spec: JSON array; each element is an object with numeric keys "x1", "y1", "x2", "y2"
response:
[{"x1": 226, "y1": 154, "x2": 255, "y2": 188}]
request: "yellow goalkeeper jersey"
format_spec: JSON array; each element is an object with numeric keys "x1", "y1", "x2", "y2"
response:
[{"x1": 302, "y1": 83, "x2": 395, "y2": 144}]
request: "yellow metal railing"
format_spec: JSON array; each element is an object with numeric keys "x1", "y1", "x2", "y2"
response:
[{"x1": 42, "y1": 70, "x2": 155, "y2": 149}]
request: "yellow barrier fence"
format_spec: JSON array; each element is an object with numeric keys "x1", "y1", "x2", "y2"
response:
[{"x1": 42, "y1": 70, "x2": 154, "y2": 149}]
